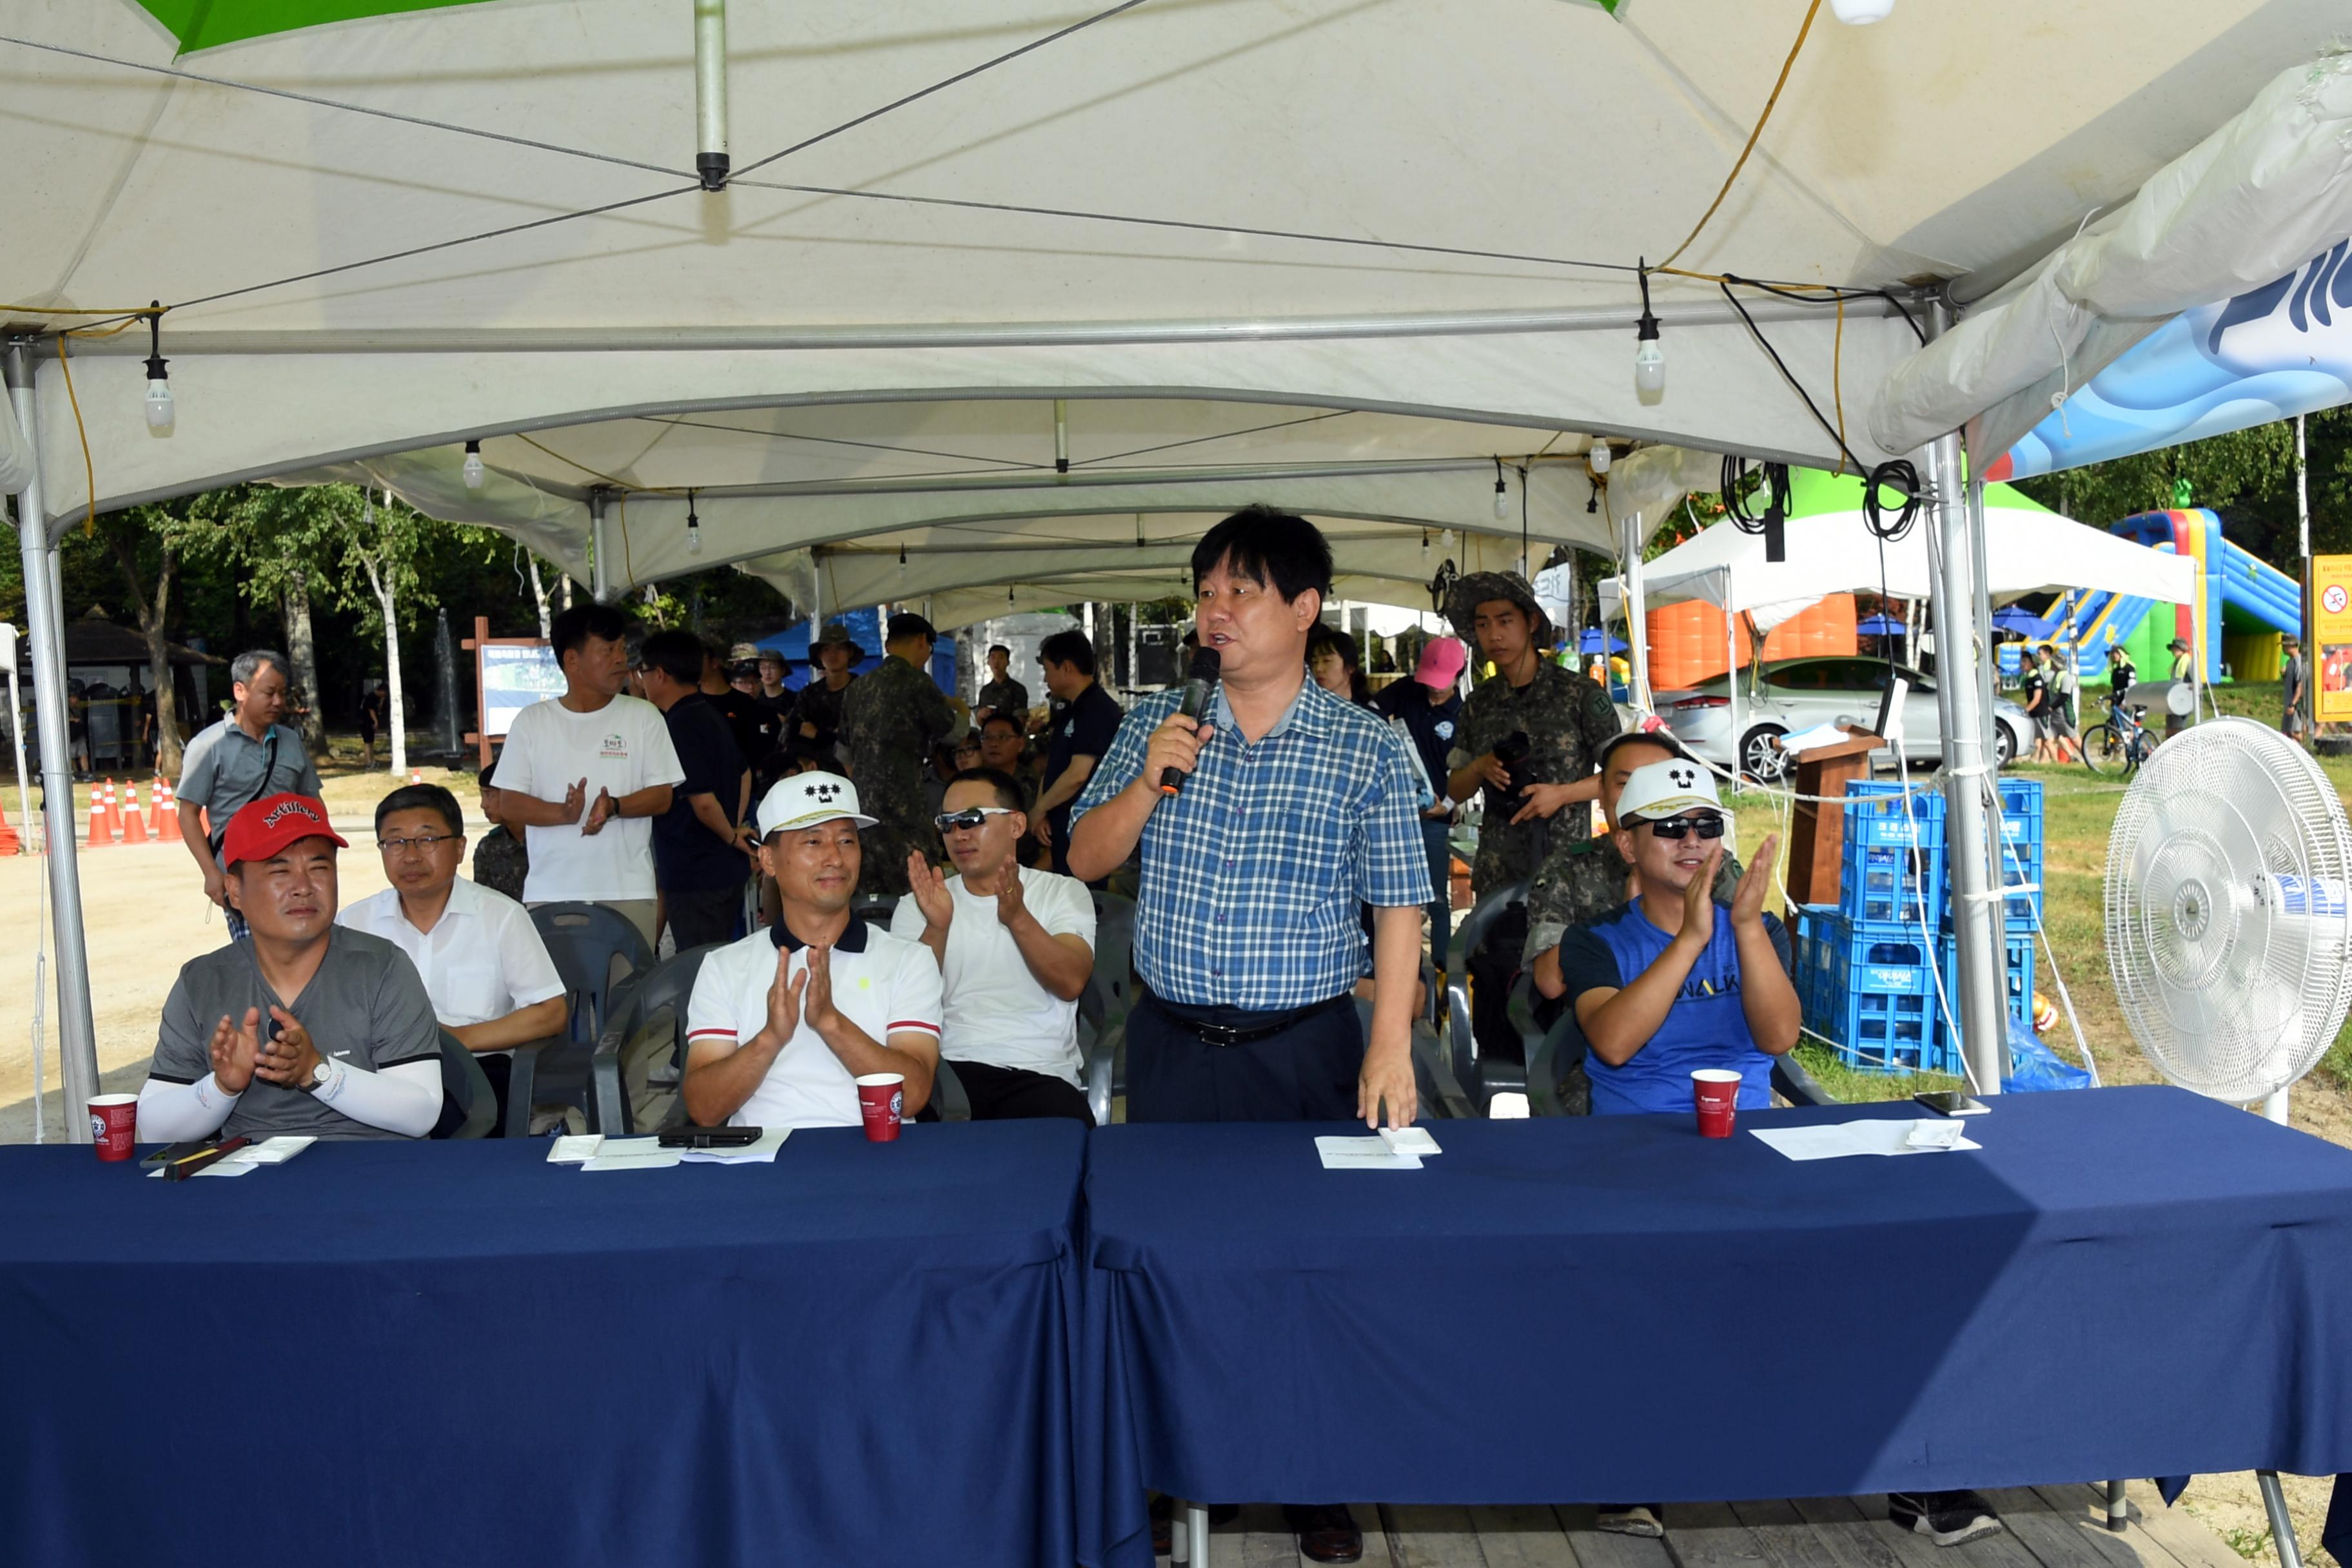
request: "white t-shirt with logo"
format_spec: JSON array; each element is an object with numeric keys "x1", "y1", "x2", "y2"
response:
[
  {"x1": 496, "y1": 694, "x2": 684, "y2": 903},
  {"x1": 889, "y1": 867, "x2": 1096, "y2": 1085},
  {"x1": 683, "y1": 919, "x2": 943, "y2": 1128}
]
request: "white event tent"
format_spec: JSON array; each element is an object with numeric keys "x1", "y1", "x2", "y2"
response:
[{"x1": 6, "y1": 0, "x2": 2352, "y2": 1122}]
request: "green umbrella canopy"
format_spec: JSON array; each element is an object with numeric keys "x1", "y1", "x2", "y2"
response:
[{"x1": 133, "y1": 0, "x2": 492, "y2": 54}]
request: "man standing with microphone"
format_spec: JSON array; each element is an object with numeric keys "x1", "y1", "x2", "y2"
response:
[{"x1": 1069, "y1": 505, "x2": 1428, "y2": 1561}]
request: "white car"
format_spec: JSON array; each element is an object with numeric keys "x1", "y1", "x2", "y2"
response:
[{"x1": 1653, "y1": 656, "x2": 2030, "y2": 783}]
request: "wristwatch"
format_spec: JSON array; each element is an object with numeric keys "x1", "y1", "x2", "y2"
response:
[{"x1": 297, "y1": 1059, "x2": 332, "y2": 1095}]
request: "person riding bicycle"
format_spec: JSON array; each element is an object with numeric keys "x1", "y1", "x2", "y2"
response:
[{"x1": 2104, "y1": 644, "x2": 2136, "y2": 720}]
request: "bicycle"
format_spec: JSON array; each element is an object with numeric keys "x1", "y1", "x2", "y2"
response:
[{"x1": 2080, "y1": 699, "x2": 2155, "y2": 777}]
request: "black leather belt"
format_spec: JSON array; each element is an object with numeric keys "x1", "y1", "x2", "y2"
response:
[{"x1": 1142, "y1": 988, "x2": 1352, "y2": 1048}]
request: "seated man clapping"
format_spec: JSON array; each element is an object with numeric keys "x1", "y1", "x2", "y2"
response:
[
  {"x1": 892, "y1": 769, "x2": 1098, "y2": 1122},
  {"x1": 138, "y1": 794, "x2": 444, "y2": 1142},
  {"x1": 338, "y1": 782, "x2": 569, "y2": 1135},
  {"x1": 681, "y1": 774, "x2": 942, "y2": 1128},
  {"x1": 1554, "y1": 761, "x2": 1796, "y2": 1114}
]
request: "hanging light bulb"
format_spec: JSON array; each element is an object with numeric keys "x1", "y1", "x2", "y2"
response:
[
  {"x1": 1634, "y1": 261, "x2": 1665, "y2": 402},
  {"x1": 1588, "y1": 442, "x2": 1612, "y2": 476},
  {"x1": 1421, "y1": 529, "x2": 1430, "y2": 558},
  {"x1": 686, "y1": 494, "x2": 702, "y2": 555},
  {"x1": 898, "y1": 543, "x2": 908, "y2": 572},
  {"x1": 1829, "y1": 0, "x2": 1894, "y2": 21},
  {"x1": 1493, "y1": 460, "x2": 1509, "y2": 519},
  {"x1": 1440, "y1": 528, "x2": 1456, "y2": 550},
  {"x1": 462, "y1": 440, "x2": 484, "y2": 489},
  {"x1": 141, "y1": 302, "x2": 173, "y2": 435}
]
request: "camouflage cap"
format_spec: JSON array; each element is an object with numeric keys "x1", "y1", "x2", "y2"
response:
[{"x1": 1445, "y1": 570, "x2": 1553, "y2": 643}]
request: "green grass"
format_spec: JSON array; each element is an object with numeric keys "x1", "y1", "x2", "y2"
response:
[{"x1": 1729, "y1": 701, "x2": 2352, "y2": 1102}]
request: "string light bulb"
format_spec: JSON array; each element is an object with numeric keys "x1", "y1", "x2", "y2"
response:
[
  {"x1": 462, "y1": 440, "x2": 484, "y2": 489},
  {"x1": 1634, "y1": 261, "x2": 1665, "y2": 402},
  {"x1": 142, "y1": 302, "x2": 172, "y2": 435},
  {"x1": 1493, "y1": 459, "x2": 1509, "y2": 519},
  {"x1": 1830, "y1": 0, "x2": 1894, "y2": 21},
  {"x1": 686, "y1": 494, "x2": 702, "y2": 555},
  {"x1": 1440, "y1": 529, "x2": 1456, "y2": 550},
  {"x1": 1588, "y1": 442, "x2": 1612, "y2": 476}
]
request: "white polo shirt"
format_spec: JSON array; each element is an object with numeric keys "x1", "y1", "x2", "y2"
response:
[
  {"x1": 495, "y1": 693, "x2": 684, "y2": 904},
  {"x1": 888, "y1": 867, "x2": 1096, "y2": 1085},
  {"x1": 684, "y1": 916, "x2": 943, "y2": 1129},
  {"x1": 338, "y1": 877, "x2": 567, "y2": 1058}
]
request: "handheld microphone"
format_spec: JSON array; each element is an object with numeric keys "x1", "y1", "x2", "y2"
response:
[{"x1": 1158, "y1": 647, "x2": 1222, "y2": 796}]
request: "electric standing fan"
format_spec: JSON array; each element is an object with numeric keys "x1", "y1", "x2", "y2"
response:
[{"x1": 2106, "y1": 718, "x2": 2352, "y2": 1121}]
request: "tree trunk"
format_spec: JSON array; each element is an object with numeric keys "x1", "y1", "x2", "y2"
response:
[
  {"x1": 525, "y1": 553, "x2": 554, "y2": 640},
  {"x1": 360, "y1": 554, "x2": 407, "y2": 779},
  {"x1": 107, "y1": 529, "x2": 183, "y2": 774},
  {"x1": 279, "y1": 570, "x2": 327, "y2": 758}
]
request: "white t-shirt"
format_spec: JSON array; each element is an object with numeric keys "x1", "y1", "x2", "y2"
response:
[
  {"x1": 683, "y1": 918, "x2": 943, "y2": 1129},
  {"x1": 495, "y1": 694, "x2": 683, "y2": 903},
  {"x1": 337, "y1": 877, "x2": 567, "y2": 1058},
  {"x1": 888, "y1": 867, "x2": 1096, "y2": 1085}
]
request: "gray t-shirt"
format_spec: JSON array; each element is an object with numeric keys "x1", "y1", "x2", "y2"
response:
[
  {"x1": 148, "y1": 927, "x2": 441, "y2": 1141},
  {"x1": 177, "y1": 716, "x2": 323, "y2": 831}
]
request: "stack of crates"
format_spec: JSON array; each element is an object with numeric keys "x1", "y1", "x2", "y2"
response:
[
  {"x1": 1931, "y1": 778, "x2": 2043, "y2": 1061},
  {"x1": 1798, "y1": 781, "x2": 1959, "y2": 1074}
]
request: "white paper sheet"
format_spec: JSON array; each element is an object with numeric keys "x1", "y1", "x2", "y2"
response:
[
  {"x1": 1380, "y1": 1128, "x2": 1442, "y2": 1157},
  {"x1": 1315, "y1": 1135, "x2": 1424, "y2": 1171},
  {"x1": 580, "y1": 1148, "x2": 684, "y2": 1173},
  {"x1": 1749, "y1": 1119, "x2": 1983, "y2": 1162},
  {"x1": 678, "y1": 1129, "x2": 790, "y2": 1165},
  {"x1": 146, "y1": 1135, "x2": 315, "y2": 1179}
]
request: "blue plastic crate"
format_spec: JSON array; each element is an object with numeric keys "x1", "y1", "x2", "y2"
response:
[
  {"x1": 1790, "y1": 904, "x2": 1839, "y2": 1028},
  {"x1": 1934, "y1": 930, "x2": 2034, "y2": 1066},
  {"x1": 1939, "y1": 834, "x2": 2043, "y2": 930},
  {"x1": 1841, "y1": 780, "x2": 1946, "y2": 850},
  {"x1": 1994, "y1": 778, "x2": 2044, "y2": 848},
  {"x1": 1816, "y1": 921, "x2": 1945, "y2": 1073},
  {"x1": 1839, "y1": 839, "x2": 1945, "y2": 926}
]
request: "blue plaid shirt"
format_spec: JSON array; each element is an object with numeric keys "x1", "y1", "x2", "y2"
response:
[{"x1": 1071, "y1": 677, "x2": 1433, "y2": 1010}]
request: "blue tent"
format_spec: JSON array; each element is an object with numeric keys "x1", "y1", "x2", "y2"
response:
[
  {"x1": 752, "y1": 609, "x2": 959, "y2": 694},
  {"x1": 1578, "y1": 630, "x2": 1629, "y2": 654},
  {"x1": 1990, "y1": 605, "x2": 2057, "y2": 639},
  {"x1": 1856, "y1": 614, "x2": 1905, "y2": 636}
]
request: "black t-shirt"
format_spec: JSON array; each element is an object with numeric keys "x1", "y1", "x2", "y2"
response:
[
  {"x1": 1373, "y1": 680, "x2": 1462, "y2": 804},
  {"x1": 1043, "y1": 680, "x2": 1124, "y2": 848},
  {"x1": 707, "y1": 687, "x2": 779, "y2": 769},
  {"x1": 654, "y1": 694, "x2": 750, "y2": 892},
  {"x1": 2019, "y1": 667, "x2": 2047, "y2": 714}
]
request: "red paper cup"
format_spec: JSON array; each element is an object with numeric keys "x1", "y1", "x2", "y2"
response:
[
  {"x1": 88, "y1": 1094, "x2": 139, "y2": 1162},
  {"x1": 856, "y1": 1073, "x2": 906, "y2": 1143},
  {"x1": 1691, "y1": 1069, "x2": 1742, "y2": 1139}
]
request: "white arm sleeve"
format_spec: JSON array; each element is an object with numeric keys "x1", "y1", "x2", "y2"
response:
[
  {"x1": 311, "y1": 1057, "x2": 444, "y2": 1139},
  {"x1": 136, "y1": 1073, "x2": 239, "y2": 1142}
]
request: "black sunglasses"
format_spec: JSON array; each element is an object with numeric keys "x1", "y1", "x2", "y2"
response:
[
  {"x1": 1643, "y1": 815, "x2": 1727, "y2": 841},
  {"x1": 933, "y1": 807, "x2": 1016, "y2": 833}
]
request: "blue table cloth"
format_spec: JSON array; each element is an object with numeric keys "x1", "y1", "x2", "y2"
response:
[
  {"x1": 0, "y1": 1121, "x2": 1086, "y2": 1568},
  {"x1": 1081, "y1": 1086, "x2": 2352, "y2": 1567}
]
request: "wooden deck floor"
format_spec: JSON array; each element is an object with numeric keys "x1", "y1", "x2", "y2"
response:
[{"x1": 1167, "y1": 1484, "x2": 2248, "y2": 1568}]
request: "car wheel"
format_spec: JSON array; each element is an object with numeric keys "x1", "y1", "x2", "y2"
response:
[
  {"x1": 1740, "y1": 724, "x2": 1790, "y2": 785},
  {"x1": 1993, "y1": 723, "x2": 2016, "y2": 769}
]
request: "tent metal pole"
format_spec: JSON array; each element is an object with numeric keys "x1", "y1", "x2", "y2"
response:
[
  {"x1": 1922, "y1": 384, "x2": 2004, "y2": 1094},
  {"x1": 1622, "y1": 509, "x2": 1651, "y2": 712},
  {"x1": 589, "y1": 491, "x2": 612, "y2": 603},
  {"x1": 692, "y1": 0, "x2": 729, "y2": 191},
  {"x1": 4, "y1": 344, "x2": 101, "y2": 1140}
]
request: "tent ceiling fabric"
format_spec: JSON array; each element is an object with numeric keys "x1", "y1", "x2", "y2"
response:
[{"x1": 6, "y1": 0, "x2": 2348, "y2": 581}]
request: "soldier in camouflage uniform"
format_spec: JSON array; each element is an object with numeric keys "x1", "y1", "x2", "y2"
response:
[
  {"x1": 471, "y1": 756, "x2": 531, "y2": 901},
  {"x1": 1520, "y1": 729, "x2": 1743, "y2": 1113},
  {"x1": 1439, "y1": 570, "x2": 1620, "y2": 1069},
  {"x1": 838, "y1": 612, "x2": 961, "y2": 896},
  {"x1": 792, "y1": 623, "x2": 863, "y2": 761}
]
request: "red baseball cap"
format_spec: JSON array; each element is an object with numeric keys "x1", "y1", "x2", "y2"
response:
[{"x1": 220, "y1": 793, "x2": 348, "y2": 870}]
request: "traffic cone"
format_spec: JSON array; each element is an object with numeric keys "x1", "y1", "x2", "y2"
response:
[
  {"x1": 154, "y1": 778, "x2": 181, "y2": 843},
  {"x1": 84, "y1": 789, "x2": 113, "y2": 849},
  {"x1": 120, "y1": 783, "x2": 150, "y2": 845},
  {"x1": 0, "y1": 796, "x2": 19, "y2": 856},
  {"x1": 99, "y1": 780, "x2": 121, "y2": 839},
  {"x1": 409, "y1": 769, "x2": 423, "y2": 785}
]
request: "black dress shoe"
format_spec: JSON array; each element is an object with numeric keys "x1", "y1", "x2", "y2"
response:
[{"x1": 1285, "y1": 1504, "x2": 1364, "y2": 1563}]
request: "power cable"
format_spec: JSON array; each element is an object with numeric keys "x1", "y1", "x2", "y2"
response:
[{"x1": 1656, "y1": 0, "x2": 1823, "y2": 271}]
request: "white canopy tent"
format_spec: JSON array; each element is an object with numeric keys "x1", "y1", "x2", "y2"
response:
[
  {"x1": 8, "y1": 0, "x2": 2352, "y2": 1126},
  {"x1": 1598, "y1": 498, "x2": 2197, "y2": 627}
]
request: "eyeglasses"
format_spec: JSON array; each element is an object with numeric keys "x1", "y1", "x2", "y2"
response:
[
  {"x1": 934, "y1": 807, "x2": 1015, "y2": 832},
  {"x1": 378, "y1": 832, "x2": 461, "y2": 856},
  {"x1": 1643, "y1": 814, "x2": 1727, "y2": 841}
]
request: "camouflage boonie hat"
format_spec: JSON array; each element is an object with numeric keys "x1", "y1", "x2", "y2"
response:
[
  {"x1": 813, "y1": 623, "x2": 867, "y2": 661},
  {"x1": 1446, "y1": 571, "x2": 1553, "y2": 644}
]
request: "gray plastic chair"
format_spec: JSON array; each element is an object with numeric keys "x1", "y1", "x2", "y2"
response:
[
  {"x1": 1080, "y1": 979, "x2": 1117, "y2": 1127},
  {"x1": 518, "y1": 902, "x2": 655, "y2": 1137},
  {"x1": 432, "y1": 1027, "x2": 497, "y2": 1140},
  {"x1": 1444, "y1": 879, "x2": 1529, "y2": 1113},
  {"x1": 1524, "y1": 993, "x2": 1838, "y2": 1115},
  {"x1": 1350, "y1": 993, "x2": 1475, "y2": 1122},
  {"x1": 928, "y1": 1059, "x2": 972, "y2": 1121},
  {"x1": 587, "y1": 941, "x2": 722, "y2": 1135},
  {"x1": 1092, "y1": 893, "x2": 1138, "y2": 1028}
]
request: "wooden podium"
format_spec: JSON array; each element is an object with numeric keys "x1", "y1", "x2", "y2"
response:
[{"x1": 1784, "y1": 728, "x2": 1886, "y2": 907}]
